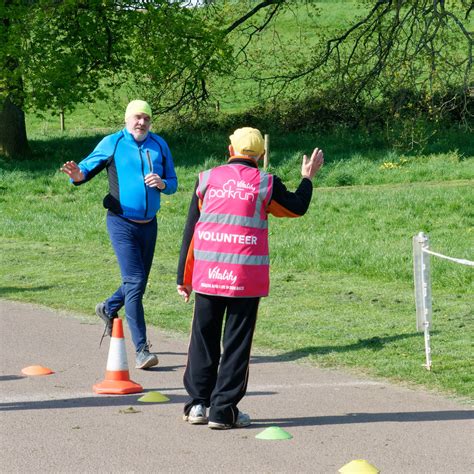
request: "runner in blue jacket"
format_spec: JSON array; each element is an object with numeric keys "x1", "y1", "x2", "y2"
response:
[{"x1": 61, "y1": 100, "x2": 178, "y2": 369}]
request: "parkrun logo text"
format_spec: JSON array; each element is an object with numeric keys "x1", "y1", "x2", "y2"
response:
[
  {"x1": 208, "y1": 179, "x2": 256, "y2": 201},
  {"x1": 208, "y1": 266, "x2": 238, "y2": 285}
]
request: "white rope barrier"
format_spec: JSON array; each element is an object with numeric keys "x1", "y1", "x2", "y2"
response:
[
  {"x1": 422, "y1": 248, "x2": 474, "y2": 267},
  {"x1": 413, "y1": 232, "x2": 472, "y2": 371}
]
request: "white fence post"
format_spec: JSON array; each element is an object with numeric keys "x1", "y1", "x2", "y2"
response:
[{"x1": 413, "y1": 232, "x2": 432, "y2": 370}]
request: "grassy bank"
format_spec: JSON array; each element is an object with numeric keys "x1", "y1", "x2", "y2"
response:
[{"x1": 0, "y1": 127, "x2": 473, "y2": 400}]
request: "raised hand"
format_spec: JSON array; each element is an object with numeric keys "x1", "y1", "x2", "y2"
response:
[
  {"x1": 301, "y1": 148, "x2": 324, "y2": 180},
  {"x1": 60, "y1": 161, "x2": 85, "y2": 182}
]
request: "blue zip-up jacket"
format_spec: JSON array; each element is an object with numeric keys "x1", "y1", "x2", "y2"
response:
[{"x1": 74, "y1": 128, "x2": 178, "y2": 220}]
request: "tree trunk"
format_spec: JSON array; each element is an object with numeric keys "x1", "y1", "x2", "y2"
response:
[{"x1": 0, "y1": 96, "x2": 31, "y2": 157}]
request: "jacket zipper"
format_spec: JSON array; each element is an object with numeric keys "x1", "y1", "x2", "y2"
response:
[{"x1": 139, "y1": 147, "x2": 149, "y2": 219}]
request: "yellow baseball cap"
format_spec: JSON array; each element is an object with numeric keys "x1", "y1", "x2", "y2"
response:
[
  {"x1": 125, "y1": 100, "x2": 152, "y2": 121},
  {"x1": 229, "y1": 127, "x2": 264, "y2": 157}
]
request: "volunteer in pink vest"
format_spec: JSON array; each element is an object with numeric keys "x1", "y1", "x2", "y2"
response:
[{"x1": 177, "y1": 127, "x2": 324, "y2": 429}]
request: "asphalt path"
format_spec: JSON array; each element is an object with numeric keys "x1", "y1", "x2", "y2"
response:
[{"x1": 1, "y1": 300, "x2": 473, "y2": 473}]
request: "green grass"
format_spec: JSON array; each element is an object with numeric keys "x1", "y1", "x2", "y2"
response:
[
  {"x1": 1, "y1": 126, "x2": 473, "y2": 400},
  {"x1": 4, "y1": 0, "x2": 471, "y2": 400}
]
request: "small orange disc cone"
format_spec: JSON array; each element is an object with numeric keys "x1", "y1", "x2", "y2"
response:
[
  {"x1": 93, "y1": 318, "x2": 143, "y2": 395},
  {"x1": 21, "y1": 365, "x2": 54, "y2": 376}
]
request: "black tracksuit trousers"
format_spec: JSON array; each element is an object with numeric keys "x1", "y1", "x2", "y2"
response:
[{"x1": 183, "y1": 293, "x2": 260, "y2": 425}]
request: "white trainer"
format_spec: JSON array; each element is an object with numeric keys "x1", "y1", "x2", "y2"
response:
[
  {"x1": 183, "y1": 404, "x2": 208, "y2": 425},
  {"x1": 208, "y1": 411, "x2": 251, "y2": 430}
]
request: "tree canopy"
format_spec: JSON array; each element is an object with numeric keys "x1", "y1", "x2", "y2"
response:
[
  {"x1": 1, "y1": 0, "x2": 472, "y2": 156},
  {"x1": 230, "y1": 0, "x2": 472, "y2": 124}
]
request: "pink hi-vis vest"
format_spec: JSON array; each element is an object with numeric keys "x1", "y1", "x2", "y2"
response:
[{"x1": 193, "y1": 164, "x2": 274, "y2": 298}]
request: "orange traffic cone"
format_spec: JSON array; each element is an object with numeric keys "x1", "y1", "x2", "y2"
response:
[{"x1": 93, "y1": 318, "x2": 143, "y2": 395}]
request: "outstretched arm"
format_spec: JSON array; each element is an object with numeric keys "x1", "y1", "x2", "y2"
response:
[{"x1": 268, "y1": 147, "x2": 324, "y2": 218}]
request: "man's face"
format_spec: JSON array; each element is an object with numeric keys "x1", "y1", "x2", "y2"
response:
[{"x1": 126, "y1": 113, "x2": 151, "y2": 141}]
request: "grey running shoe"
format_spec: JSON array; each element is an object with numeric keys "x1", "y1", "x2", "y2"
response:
[
  {"x1": 183, "y1": 404, "x2": 208, "y2": 425},
  {"x1": 95, "y1": 302, "x2": 116, "y2": 337},
  {"x1": 135, "y1": 344, "x2": 159, "y2": 369},
  {"x1": 208, "y1": 411, "x2": 251, "y2": 430}
]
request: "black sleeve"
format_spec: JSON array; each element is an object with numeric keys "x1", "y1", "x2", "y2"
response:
[
  {"x1": 269, "y1": 175, "x2": 313, "y2": 216},
  {"x1": 177, "y1": 179, "x2": 200, "y2": 285}
]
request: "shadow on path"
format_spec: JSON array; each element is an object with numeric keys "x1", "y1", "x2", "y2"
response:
[
  {"x1": 250, "y1": 410, "x2": 474, "y2": 429},
  {"x1": 0, "y1": 390, "x2": 276, "y2": 412}
]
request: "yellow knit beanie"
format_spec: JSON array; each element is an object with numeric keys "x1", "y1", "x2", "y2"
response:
[{"x1": 125, "y1": 100, "x2": 152, "y2": 121}]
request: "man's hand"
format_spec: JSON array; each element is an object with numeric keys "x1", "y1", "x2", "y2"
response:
[
  {"x1": 60, "y1": 161, "x2": 85, "y2": 182},
  {"x1": 301, "y1": 148, "x2": 324, "y2": 180},
  {"x1": 145, "y1": 173, "x2": 166, "y2": 190},
  {"x1": 177, "y1": 284, "x2": 192, "y2": 303}
]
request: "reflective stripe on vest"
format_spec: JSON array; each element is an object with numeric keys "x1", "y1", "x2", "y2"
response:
[
  {"x1": 193, "y1": 164, "x2": 273, "y2": 298},
  {"x1": 198, "y1": 212, "x2": 267, "y2": 229},
  {"x1": 194, "y1": 250, "x2": 270, "y2": 266}
]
